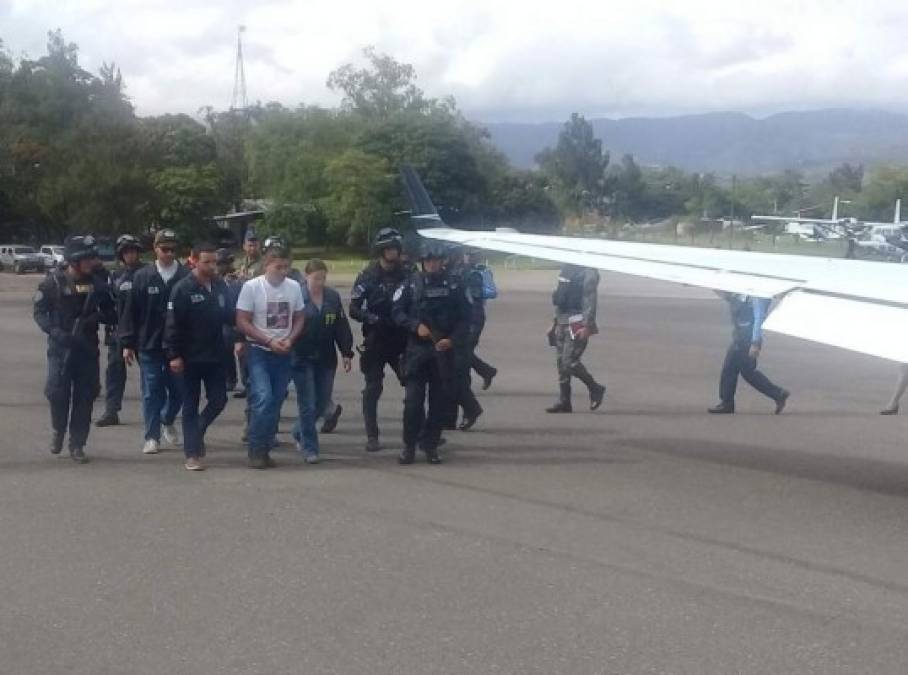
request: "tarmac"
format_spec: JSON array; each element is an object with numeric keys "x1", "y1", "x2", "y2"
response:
[{"x1": 2, "y1": 268, "x2": 908, "y2": 674}]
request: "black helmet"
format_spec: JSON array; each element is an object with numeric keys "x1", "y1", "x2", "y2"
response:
[
  {"x1": 418, "y1": 239, "x2": 448, "y2": 261},
  {"x1": 373, "y1": 227, "x2": 402, "y2": 253},
  {"x1": 64, "y1": 235, "x2": 99, "y2": 264},
  {"x1": 262, "y1": 235, "x2": 289, "y2": 254},
  {"x1": 216, "y1": 248, "x2": 235, "y2": 265},
  {"x1": 116, "y1": 234, "x2": 143, "y2": 259}
]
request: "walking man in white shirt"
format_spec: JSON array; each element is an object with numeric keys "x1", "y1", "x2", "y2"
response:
[{"x1": 235, "y1": 244, "x2": 305, "y2": 469}]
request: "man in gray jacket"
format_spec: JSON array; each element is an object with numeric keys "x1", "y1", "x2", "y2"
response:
[{"x1": 546, "y1": 264, "x2": 606, "y2": 413}]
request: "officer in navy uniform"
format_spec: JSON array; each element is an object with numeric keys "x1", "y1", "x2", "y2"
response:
[
  {"x1": 96, "y1": 234, "x2": 144, "y2": 427},
  {"x1": 444, "y1": 244, "x2": 483, "y2": 431},
  {"x1": 33, "y1": 236, "x2": 116, "y2": 463},
  {"x1": 349, "y1": 227, "x2": 409, "y2": 453},
  {"x1": 392, "y1": 240, "x2": 470, "y2": 465},
  {"x1": 216, "y1": 247, "x2": 242, "y2": 391},
  {"x1": 546, "y1": 264, "x2": 607, "y2": 413},
  {"x1": 708, "y1": 293, "x2": 790, "y2": 414}
]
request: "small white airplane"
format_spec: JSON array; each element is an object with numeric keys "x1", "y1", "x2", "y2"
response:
[
  {"x1": 847, "y1": 200, "x2": 908, "y2": 261},
  {"x1": 401, "y1": 167, "x2": 908, "y2": 364}
]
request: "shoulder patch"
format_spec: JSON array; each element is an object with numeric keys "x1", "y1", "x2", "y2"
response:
[
  {"x1": 167, "y1": 301, "x2": 174, "y2": 310},
  {"x1": 148, "y1": 286, "x2": 160, "y2": 295},
  {"x1": 33, "y1": 289, "x2": 43, "y2": 303},
  {"x1": 190, "y1": 294, "x2": 205, "y2": 304},
  {"x1": 392, "y1": 286, "x2": 403, "y2": 302},
  {"x1": 118, "y1": 281, "x2": 133, "y2": 292}
]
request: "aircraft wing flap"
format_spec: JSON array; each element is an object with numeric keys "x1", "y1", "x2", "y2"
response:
[{"x1": 763, "y1": 291, "x2": 908, "y2": 363}]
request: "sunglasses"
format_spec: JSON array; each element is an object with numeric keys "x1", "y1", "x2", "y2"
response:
[{"x1": 158, "y1": 246, "x2": 176, "y2": 253}]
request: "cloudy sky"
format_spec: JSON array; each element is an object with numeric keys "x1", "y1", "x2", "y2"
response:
[{"x1": 2, "y1": 0, "x2": 907, "y2": 122}]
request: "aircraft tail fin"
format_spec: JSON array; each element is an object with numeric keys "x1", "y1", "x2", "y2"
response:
[
  {"x1": 832, "y1": 196, "x2": 839, "y2": 222},
  {"x1": 400, "y1": 165, "x2": 443, "y2": 226},
  {"x1": 896, "y1": 199, "x2": 902, "y2": 224}
]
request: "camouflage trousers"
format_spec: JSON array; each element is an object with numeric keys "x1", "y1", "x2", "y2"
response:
[{"x1": 554, "y1": 324, "x2": 595, "y2": 388}]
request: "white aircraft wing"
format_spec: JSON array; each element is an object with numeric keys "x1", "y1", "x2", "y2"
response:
[{"x1": 419, "y1": 227, "x2": 908, "y2": 363}]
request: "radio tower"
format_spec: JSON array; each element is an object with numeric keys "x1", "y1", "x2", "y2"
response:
[{"x1": 230, "y1": 25, "x2": 248, "y2": 111}]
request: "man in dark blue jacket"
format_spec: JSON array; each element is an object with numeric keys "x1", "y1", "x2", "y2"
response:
[
  {"x1": 164, "y1": 243, "x2": 235, "y2": 470},
  {"x1": 119, "y1": 229, "x2": 189, "y2": 454},
  {"x1": 708, "y1": 293, "x2": 790, "y2": 414}
]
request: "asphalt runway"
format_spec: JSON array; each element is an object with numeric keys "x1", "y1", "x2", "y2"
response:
[{"x1": 2, "y1": 268, "x2": 908, "y2": 674}]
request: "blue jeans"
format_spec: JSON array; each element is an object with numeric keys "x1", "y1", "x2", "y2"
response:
[
  {"x1": 291, "y1": 361, "x2": 334, "y2": 457},
  {"x1": 247, "y1": 347, "x2": 292, "y2": 458},
  {"x1": 182, "y1": 361, "x2": 228, "y2": 458},
  {"x1": 138, "y1": 350, "x2": 184, "y2": 442}
]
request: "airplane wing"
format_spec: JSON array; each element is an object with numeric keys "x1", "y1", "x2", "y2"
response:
[
  {"x1": 751, "y1": 215, "x2": 838, "y2": 225},
  {"x1": 401, "y1": 165, "x2": 908, "y2": 363},
  {"x1": 417, "y1": 227, "x2": 908, "y2": 363}
]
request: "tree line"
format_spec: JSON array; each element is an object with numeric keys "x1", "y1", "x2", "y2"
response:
[{"x1": 2, "y1": 32, "x2": 907, "y2": 250}]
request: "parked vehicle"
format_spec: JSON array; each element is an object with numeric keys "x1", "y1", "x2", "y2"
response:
[
  {"x1": 0, "y1": 245, "x2": 45, "y2": 274},
  {"x1": 39, "y1": 244, "x2": 65, "y2": 269}
]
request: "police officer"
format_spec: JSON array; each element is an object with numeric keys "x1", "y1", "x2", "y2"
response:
[
  {"x1": 163, "y1": 243, "x2": 235, "y2": 471},
  {"x1": 464, "y1": 248, "x2": 498, "y2": 392},
  {"x1": 444, "y1": 244, "x2": 483, "y2": 431},
  {"x1": 546, "y1": 264, "x2": 606, "y2": 413},
  {"x1": 216, "y1": 248, "x2": 242, "y2": 391},
  {"x1": 238, "y1": 227, "x2": 263, "y2": 280},
  {"x1": 33, "y1": 236, "x2": 116, "y2": 463},
  {"x1": 349, "y1": 227, "x2": 409, "y2": 453},
  {"x1": 119, "y1": 229, "x2": 190, "y2": 454},
  {"x1": 96, "y1": 234, "x2": 144, "y2": 427},
  {"x1": 392, "y1": 240, "x2": 470, "y2": 465},
  {"x1": 708, "y1": 293, "x2": 790, "y2": 414}
]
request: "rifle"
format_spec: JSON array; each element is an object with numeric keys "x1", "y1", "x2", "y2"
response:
[{"x1": 56, "y1": 277, "x2": 99, "y2": 379}]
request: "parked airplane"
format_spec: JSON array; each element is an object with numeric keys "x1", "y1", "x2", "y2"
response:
[{"x1": 401, "y1": 166, "x2": 908, "y2": 364}]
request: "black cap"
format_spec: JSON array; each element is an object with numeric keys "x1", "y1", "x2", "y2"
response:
[
  {"x1": 262, "y1": 235, "x2": 288, "y2": 253},
  {"x1": 154, "y1": 229, "x2": 178, "y2": 246},
  {"x1": 64, "y1": 236, "x2": 99, "y2": 263}
]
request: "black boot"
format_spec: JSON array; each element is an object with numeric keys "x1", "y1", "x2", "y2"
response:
[
  {"x1": 69, "y1": 447, "x2": 89, "y2": 464},
  {"x1": 320, "y1": 404, "x2": 342, "y2": 433},
  {"x1": 589, "y1": 383, "x2": 606, "y2": 411},
  {"x1": 481, "y1": 368, "x2": 497, "y2": 391},
  {"x1": 95, "y1": 411, "x2": 119, "y2": 427},
  {"x1": 398, "y1": 446, "x2": 416, "y2": 464},
  {"x1": 546, "y1": 384, "x2": 572, "y2": 413},
  {"x1": 49, "y1": 432, "x2": 64, "y2": 455},
  {"x1": 708, "y1": 401, "x2": 735, "y2": 414},
  {"x1": 424, "y1": 447, "x2": 442, "y2": 465}
]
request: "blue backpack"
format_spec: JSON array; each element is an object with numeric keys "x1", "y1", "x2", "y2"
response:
[{"x1": 479, "y1": 266, "x2": 497, "y2": 300}]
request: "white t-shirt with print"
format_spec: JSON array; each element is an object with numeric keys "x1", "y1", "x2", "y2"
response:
[{"x1": 236, "y1": 276, "x2": 305, "y2": 349}]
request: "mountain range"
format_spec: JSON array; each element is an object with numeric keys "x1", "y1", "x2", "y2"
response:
[{"x1": 481, "y1": 109, "x2": 908, "y2": 175}]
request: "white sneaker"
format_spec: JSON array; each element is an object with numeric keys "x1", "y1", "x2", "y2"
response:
[
  {"x1": 142, "y1": 439, "x2": 160, "y2": 455},
  {"x1": 162, "y1": 424, "x2": 182, "y2": 446}
]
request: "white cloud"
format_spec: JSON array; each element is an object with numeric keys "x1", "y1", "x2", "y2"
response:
[{"x1": 1, "y1": 0, "x2": 907, "y2": 121}]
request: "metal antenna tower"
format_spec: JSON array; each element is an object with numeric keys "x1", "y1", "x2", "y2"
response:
[{"x1": 231, "y1": 25, "x2": 248, "y2": 111}]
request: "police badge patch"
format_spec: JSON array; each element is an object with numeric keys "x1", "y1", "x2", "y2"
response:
[{"x1": 392, "y1": 286, "x2": 403, "y2": 302}]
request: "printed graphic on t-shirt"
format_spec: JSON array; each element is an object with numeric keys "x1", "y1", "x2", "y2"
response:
[{"x1": 267, "y1": 301, "x2": 290, "y2": 329}]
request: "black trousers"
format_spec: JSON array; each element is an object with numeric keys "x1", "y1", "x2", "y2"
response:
[
  {"x1": 182, "y1": 361, "x2": 228, "y2": 458},
  {"x1": 46, "y1": 350, "x2": 100, "y2": 450},
  {"x1": 719, "y1": 343, "x2": 784, "y2": 404},
  {"x1": 450, "y1": 341, "x2": 482, "y2": 424},
  {"x1": 103, "y1": 341, "x2": 127, "y2": 414},
  {"x1": 360, "y1": 336, "x2": 405, "y2": 440},
  {"x1": 403, "y1": 346, "x2": 455, "y2": 451}
]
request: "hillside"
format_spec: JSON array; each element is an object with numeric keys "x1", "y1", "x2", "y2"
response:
[{"x1": 483, "y1": 109, "x2": 908, "y2": 175}]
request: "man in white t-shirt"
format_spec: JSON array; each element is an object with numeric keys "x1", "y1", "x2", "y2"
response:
[{"x1": 236, "y1": 245, "x2": 305, "y2": 469}]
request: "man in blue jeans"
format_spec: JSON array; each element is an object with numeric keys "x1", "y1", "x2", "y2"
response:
[
  {"x1": 235, "y1": 244, "x2": 305, "y2": 469},
  {"x1": 119, "y1": 229, "x2": 189, "y2": 455}
]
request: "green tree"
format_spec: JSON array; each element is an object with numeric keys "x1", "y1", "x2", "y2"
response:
[
  {"x1": 536, "y1": 113, "x2": 610, "y2": 219},
  {"x1": 327, "y1": 46, "x2": 429, "y2": 119},
  {"x1": 319, "y1": 149, "x2": 394, "y2": 247}
]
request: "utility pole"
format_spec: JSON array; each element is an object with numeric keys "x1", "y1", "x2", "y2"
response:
[{"x1": 231, "y1": 25, "x2": 248, "y2": 111}]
